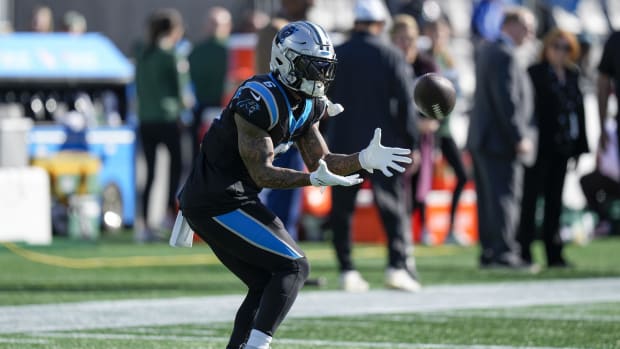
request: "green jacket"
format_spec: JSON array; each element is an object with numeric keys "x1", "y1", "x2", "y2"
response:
[
  {"x1": 188, "y1": 37, "x2": 228, "y2": 106},
  {"x1": 135, "y1": 45, "x2": 187, "y2": 123}
]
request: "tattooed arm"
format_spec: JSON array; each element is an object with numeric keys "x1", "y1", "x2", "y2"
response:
[
  {"x1": 235, "y1": 114, "x2": 311, "y2": 189},
  {"x1": 296, "y1": 123, "x2": 362, "y2": 175}
]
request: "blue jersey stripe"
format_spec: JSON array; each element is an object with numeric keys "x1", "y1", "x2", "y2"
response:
[
  {"x1": 291, "y1": 99, "x2": 313, "y2": 134},
  {"x1": 213, "y1": 209, "x2": 303, "y2": 260},
  {"x1": 267, "y1": 73, "x2": 313, "y2": 137},
  {"x1": 245, "y1": 81, "x2": 279, "y2": 130}
]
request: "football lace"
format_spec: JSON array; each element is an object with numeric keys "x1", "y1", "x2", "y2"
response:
[{"x1": 431, "y1": 104, "x2": 443, "y2": 119}]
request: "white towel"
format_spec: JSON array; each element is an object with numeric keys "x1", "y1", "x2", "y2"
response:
[{"x1": 169, "y1": 211, "x2": 194, "y2": 248}]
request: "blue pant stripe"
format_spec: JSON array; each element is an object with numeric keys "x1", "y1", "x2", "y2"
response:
[{"x1": 214, "y1": 209, "x2": 302, "y2": 260}]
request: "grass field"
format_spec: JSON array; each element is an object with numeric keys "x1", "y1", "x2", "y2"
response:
[
  {"x1": 1, "y1": 236, "x2": 620, "y2": 348},
  {"x1": 3, "y1": 301, "x2": 620, "y2": 349}
]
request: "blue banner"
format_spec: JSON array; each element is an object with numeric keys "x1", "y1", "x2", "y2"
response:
[
  {"x1": 547, "y1": 0, "x2": 580, "y2": 12},
  {"x1": 0, "y1": 33, "x2": 133, "y2": 82}
]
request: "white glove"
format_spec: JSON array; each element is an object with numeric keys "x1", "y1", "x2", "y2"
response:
[
  {"x1": 322, "y1": 97, "x2": 344, "y2": 117},
  {"x1": 310, "y1": 159, "x2": 363, "y2": 187},
  {"x1": 359, "y1": 128, "x2": 413, "y2": 177}
]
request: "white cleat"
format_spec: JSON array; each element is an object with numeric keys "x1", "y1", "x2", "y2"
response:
[
  {"x1": 385, "y1": 268, "x2": 421, "y2": 292},
  {"x1": 339, "y1": 270, "x2": 369, "y2": 292}
]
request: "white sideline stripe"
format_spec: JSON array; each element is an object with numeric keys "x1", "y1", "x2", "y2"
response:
[
  {"x1": 0, "y1": 338, "x2": 48, "y2": 344},
  {"x1": 1, "y1": 278, "x2": 620, "y2": 334},
  {"x1": 441, "y1": 310, "x2": 620, "y2": 323},
  {"x1": 33, "y1": 332, "x2": 227, "y2": 343},
  {"x1": 31, "y1": 332, "x2": 584, "y2": 349}
]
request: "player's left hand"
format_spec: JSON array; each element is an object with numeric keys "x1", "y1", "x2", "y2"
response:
[
  {"x1": 310, "y1": 159, "x2": 363, "y2": 187},
  {"x1": 359, "y1": 128, "x2": 413, "y2": 177}
]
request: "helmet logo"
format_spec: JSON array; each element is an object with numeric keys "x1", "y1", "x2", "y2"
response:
[{"x1": 277, "y1": 25, "x2": 298, "y2": 44}]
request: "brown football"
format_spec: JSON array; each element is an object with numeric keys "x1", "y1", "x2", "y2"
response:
[{"x1": 413, "y1": 73, "x2": 456, "y2": 121}]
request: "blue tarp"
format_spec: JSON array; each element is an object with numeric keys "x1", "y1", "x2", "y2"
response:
[
  {"x1": 0, "y1": 33, "x2": 133, "y2": 83},
  {"x1": 547, "y1": 0, "x2": 580, "y2": 13}
]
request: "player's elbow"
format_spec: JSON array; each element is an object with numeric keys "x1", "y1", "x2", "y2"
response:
[
  {"x1": 305, "y1": 159, "x2": 320, "y2": 172},
  {"x1": 247, "y1": 166, "x2": 272, "y2": 188}
]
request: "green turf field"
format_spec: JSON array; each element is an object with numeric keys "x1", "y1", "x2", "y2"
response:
[
  {"x1": 1, "y1": 236, "x2": 620, "y2": 305},
  {"x1": 1, "y1": 236, "x2": 620, "y2": 349},
  {"x1": 1, "y1": 302, "x2": 619, "y2": 348}
]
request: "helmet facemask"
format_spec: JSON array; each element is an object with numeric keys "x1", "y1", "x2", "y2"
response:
[{"x1": 286, "y1": 50, "x2": 337, "y2": 97}]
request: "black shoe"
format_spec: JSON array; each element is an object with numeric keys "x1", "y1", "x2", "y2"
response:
[
  {"x1": 520, "y1": 250, "x2": 533, "y2": 265},
  {"x1": 481, "y1": 256, "x2": 541, "y2": 274},
  {"x1": 548, "y1": 258, "x2": 574, "y2": 269},
  {"x1": 479, "y1": 251, "x2": 494, "y2": 266}
]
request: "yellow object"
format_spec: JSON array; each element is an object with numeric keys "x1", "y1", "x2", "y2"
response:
[{"x1": 32, "y1": 151, "x2": 101, "y2": 200}]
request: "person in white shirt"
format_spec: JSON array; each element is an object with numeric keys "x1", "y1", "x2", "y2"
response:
[{"x1": 580, "y1": 121, "x2": 620, "y2": 236}]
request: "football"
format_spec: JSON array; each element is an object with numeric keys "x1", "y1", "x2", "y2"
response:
[{"x1": 413, "y1": 73, "x2": 456, "y2": 121}]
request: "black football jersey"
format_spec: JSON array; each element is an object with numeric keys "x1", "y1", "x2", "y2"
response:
[{"x1": 179, "y1": 73, "x2": 327, "y2": 215}]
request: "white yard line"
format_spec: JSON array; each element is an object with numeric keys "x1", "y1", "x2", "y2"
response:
[
  {"x1": 0, "y1": 338, "x2": 48, "y2": 345},
  {"x1": 31, "y1": 332, "x2": 587, "y2": 349},
  {"x1": 439, "y1": 310, "x2": 620, "y2": 323},
  {"x1": 1, "y1": 278, "x2": 620, "y2": 334}
]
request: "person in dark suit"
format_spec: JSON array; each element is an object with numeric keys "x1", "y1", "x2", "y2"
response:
[
  {"x1": 598, "y1": 31, "x2": 620, "y2": 172},
  {"x1": 518, "y1": 29, "x2": 588, "y2": 268},
  {"x1": 326, "y1": 0, "x2": 420, "y2": 292},
  {"x1": 467, "y1": 7, "x2": 537, "y2": 269}
]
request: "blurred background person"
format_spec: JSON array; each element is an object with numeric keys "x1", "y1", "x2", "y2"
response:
[
  {"x1": 255, "y1": 0, "x2": 315, "y2": 74},
  {"x1": 470, "y1": 0, "x2": 507, "y2": 45},
  {"x1": 326, "y1": 0, "x2": 420, "y2": 292},
  {"x1": 518, "y1": 29, "x2": 588, "y2": 268},
  {"x1": 412, "y1": 117, "x2": 439, "y2": 245},
  {"x1": 188, "y1": 6, "x2": 232, "y2": 161},
  {"x1": 598, "y1": 30, "x2": 620, "y2": 158},
  {"x1": 467, "y1": 6, "x2": 538, "y2": 270},
  {"x1": 62, "y1": 10, "x2": 87, "y2": 35},
  {"x1": 421, "y1": 14, "x2": 470, "y2": 245},
  {"x1": 580, "y1": 121, "x2": 620, "y2": 237},
  {"x1": 254, "y1": 0, "x2": 315, "y2": 241},
  {"x1": 422, "y1": 16, "x2": 458, "y2": 91},
  {"x1": 135, "y1": 8, "x2": 188, "y2": 242},
  {"x1": 390, "y1": 14, "x2": 437, "y2": 77},
  {"x1": 389, "y1": 14, "x2": 440, "y2": 246},
  {"x1": 592, "y1": 29, "x2": 620, "y2": 237},
  {"x1": 236, "y1": 9, "x2": 270, "y2": 34},
  {"x1": 393, "y1": 0, "x2": 424, "y2": 26},
  {"x1": 31, "y1": 4, "x2": 53, "y2": 33}
]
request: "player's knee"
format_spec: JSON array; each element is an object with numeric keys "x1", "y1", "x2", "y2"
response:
[{"x1": 295, "y1": 257, "x2": 310, "y2": 282}]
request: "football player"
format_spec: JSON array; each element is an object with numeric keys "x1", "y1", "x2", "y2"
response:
[{"x1": 178, "y1": 21, "x2": 412, "y2": 349}]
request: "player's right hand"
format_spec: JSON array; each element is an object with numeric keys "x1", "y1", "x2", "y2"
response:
[{"x1": 310, "y1": 159, "x2": 363, "y2": 187}]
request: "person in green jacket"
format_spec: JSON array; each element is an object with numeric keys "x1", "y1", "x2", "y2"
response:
[
  {"x1": 135, "y1": 8, "x2": 188, "y2": 241},
  {"x1": 188, "y1": 6, "x2": 231, "y2": 160}
]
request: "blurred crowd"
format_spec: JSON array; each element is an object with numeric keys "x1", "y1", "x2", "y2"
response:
[{"x1": 4, "y1": 0, "x2": 619, "y2": 282}]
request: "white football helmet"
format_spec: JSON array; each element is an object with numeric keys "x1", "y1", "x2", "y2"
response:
[{"x1": 270, "y1": 21, "x2": 337, "y2": 97}]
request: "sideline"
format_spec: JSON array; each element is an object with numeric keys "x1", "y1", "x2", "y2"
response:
[
  {"x1": 30, "y1": 332, "x2": 587, "y2": 349},
  {"x1": 1, "y1": 277, "x2": 619, "y2": 334},
  {"x1": 0, "y1": 242, "x2": 458, "y2": 269},
  {"x1": 1, "y1": 242, "x2": 219, "y2": 269}
]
